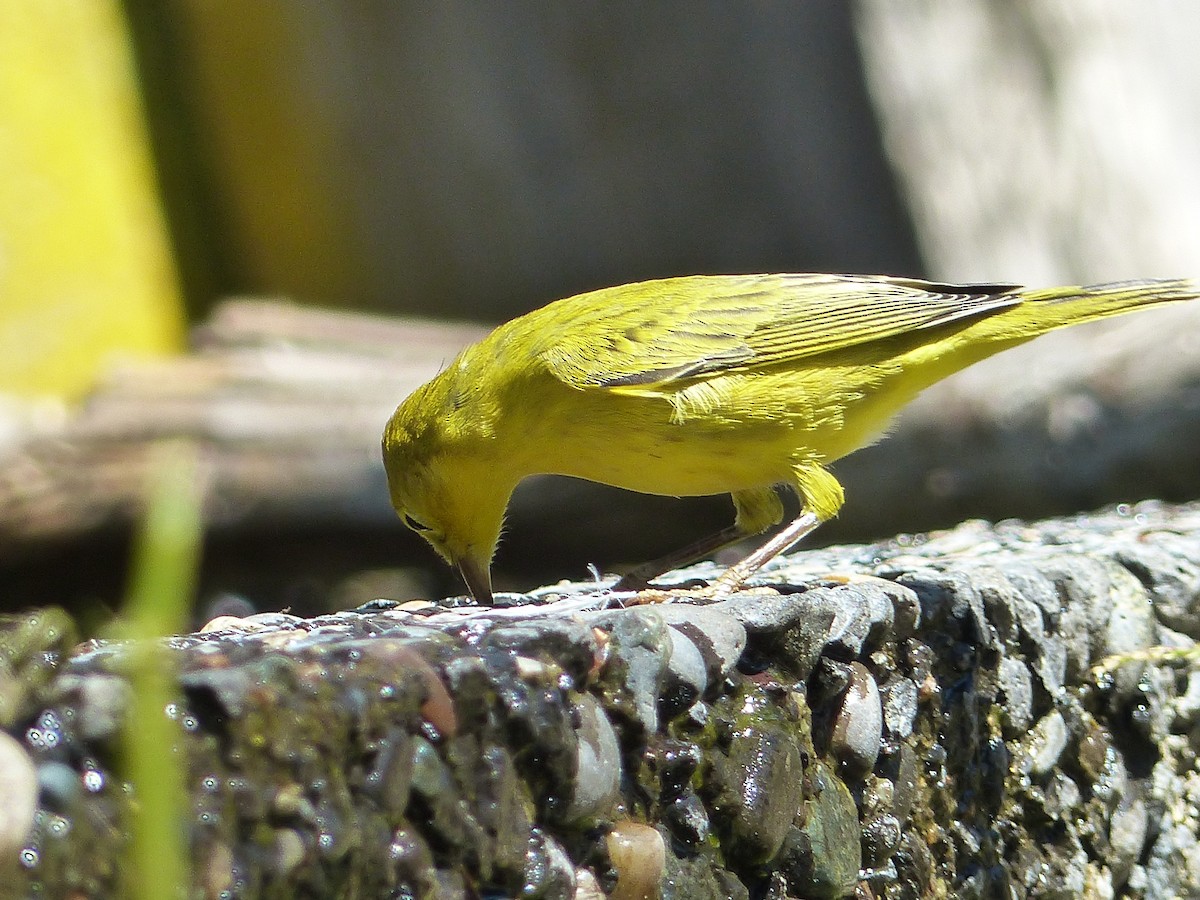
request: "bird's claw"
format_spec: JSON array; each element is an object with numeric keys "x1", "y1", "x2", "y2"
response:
[{"x1": 813, "y1": 571, "x2": 897, "y2": 588}]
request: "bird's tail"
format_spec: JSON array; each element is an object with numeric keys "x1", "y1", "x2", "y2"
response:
[
  {"x1": 902, "y1": 276, "x2": 1199, "y2": 379},
  {"x1": 945, "y1": 278, "x2": 1200, "y2": 352},
  {"x1": 1019, "y1": 277, "x2": 1197, "y2": 330}
]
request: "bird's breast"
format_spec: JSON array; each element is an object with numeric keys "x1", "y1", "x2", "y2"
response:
[{"x1": 510, "y1": 377, "x2": 797, "y2": 497}]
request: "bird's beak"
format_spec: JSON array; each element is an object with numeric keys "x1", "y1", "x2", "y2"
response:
[{"x1": 457, "y1": 555, "x2": 493, "y2": 605}]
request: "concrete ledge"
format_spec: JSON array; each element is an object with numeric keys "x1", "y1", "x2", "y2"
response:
[{"x1": 4, "y1": 501, "x2": 1199, "y2": 897}]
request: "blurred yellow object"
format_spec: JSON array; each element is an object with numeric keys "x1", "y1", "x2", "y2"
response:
[{"x1": 0, "y1": 2, "x2": 183, "y2": 400}]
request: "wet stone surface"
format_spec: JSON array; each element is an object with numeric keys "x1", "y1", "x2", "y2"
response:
[{"x1": 2, "y1": 500, "x2": 1200, "y2": 898}]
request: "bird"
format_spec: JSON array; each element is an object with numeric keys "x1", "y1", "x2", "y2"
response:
[{"x1": 382, "y1": 273, "x2": 1197, "y2": 604}]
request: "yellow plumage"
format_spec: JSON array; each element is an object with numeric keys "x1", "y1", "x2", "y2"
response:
[{"x1": 383, "y1": 273, "x2": 1197, "y2": 603}]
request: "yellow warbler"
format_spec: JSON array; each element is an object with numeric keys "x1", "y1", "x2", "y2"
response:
[{"x1": 382, "y1": 274, "x2": 1197, "y2": 603}]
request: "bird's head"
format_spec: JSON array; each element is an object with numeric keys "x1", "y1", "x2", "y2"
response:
[{"x1": 382, "y1": 383, "x2": 512, "y2": 604}]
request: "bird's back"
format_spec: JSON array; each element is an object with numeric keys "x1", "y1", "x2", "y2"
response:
[{"x1": 481, "y1": 274, "x2": 1198, "y2": 493}]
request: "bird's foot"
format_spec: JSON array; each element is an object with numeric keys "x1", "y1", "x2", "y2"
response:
[
  {"x1": 812, "y1": 572, "x2": 898, "y2": 589},
  {"x1": 609, "y1": 562, "x2": 812, "y2": 605},
  {"x1": 605, "y1": 570, "x2": 713, "y2": 604},
  {"x1": 623, "y1": 586, "x2": 719, "y2": 606},
  {"x1": 610, "y1": 572, "x2": 650, "y2": 593},
  {"x1": 620, "y1": 579, "x2": 756, "y2": 605}
]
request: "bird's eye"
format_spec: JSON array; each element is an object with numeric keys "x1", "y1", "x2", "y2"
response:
[{"x1": 403, "y1": 513, "x2": 431, "y2": 532}]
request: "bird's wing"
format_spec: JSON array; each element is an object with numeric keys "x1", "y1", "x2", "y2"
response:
[{"x1": 540, "y1": 273, "x2": 1023, "y2": 391}]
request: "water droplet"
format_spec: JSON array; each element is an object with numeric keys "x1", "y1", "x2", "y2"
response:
[{"x1": 46, "y1": 816, "x2": 71, "y2": 838}]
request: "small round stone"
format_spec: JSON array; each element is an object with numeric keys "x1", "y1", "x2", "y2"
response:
[
  {"x1": 606, "y1": 821, "x2": 665, "y2": 900},
  {"x1": 781, "y1": 761, "x2": 861, "y2": 898},
  {"x1": 0, "y1": 732, "x2": 37, "y2": 856},
  {"x1": 568, "y1": 694, "x2": 621, "y2": 822},
  {"x1": 831, "y1": 662, "x2": 883, "y2": 776},
  {"x1": 726, "y1": 720, "x2": 804, "y2": 863},
  {"x1": 861, "y1": 814, "x2": 902, "y2": 869},
  {"x1": 880, "y1": 675, "x2": 918, "y2": 739},
  {"x1": 521, "y1": 827, "x2": 576, "y2": 897},
  {"x1": 1026, "y1": 710, "x2": 1069, "y2": 776},
  {"x1": 664, "y1": 791, "x2": 710, "y2": 847}
]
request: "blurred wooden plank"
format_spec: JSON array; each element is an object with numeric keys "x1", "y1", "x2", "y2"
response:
[{"x1": 0, "y1": 302, "x2": 488, "y2": 555}]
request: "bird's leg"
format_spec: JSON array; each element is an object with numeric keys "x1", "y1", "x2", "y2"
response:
[
  {"x1": 611, "y1": 524, "x2": 747, "y2": 591},
  {"x1": 709, "y1": 510, "x2": 823, "y2": 596}
]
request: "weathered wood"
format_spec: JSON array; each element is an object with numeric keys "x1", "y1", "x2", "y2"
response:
[{"x1": 0, "y1": 303, "x2": 489, "y2": 553}]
